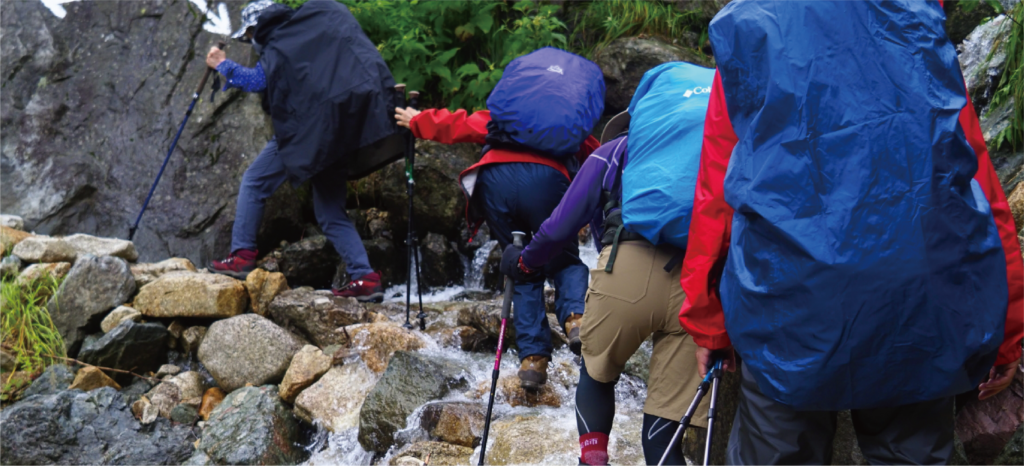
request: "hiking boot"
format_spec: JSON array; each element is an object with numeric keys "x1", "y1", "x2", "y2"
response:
[
  {"x1": 565, "y1": 313, "x2": 583, "y2": 356},
  {"x1": 333, "y1": 271, "x2": 384, "y2": 303},
  {"x1": 209, "y1": 249, "x2": 257, "y2": 279},
  {"x1": 518, "y1": 355, "x2": 549, "y2": 391}
]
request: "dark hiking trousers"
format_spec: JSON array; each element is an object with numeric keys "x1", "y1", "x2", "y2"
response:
[
  {"x1": 727, "y1": 364, "x2": 954, "y2": 465},
  {"x1": 231, "y1": 138, "x2": 373, "y2": 279},
  {"x1": 476, "y1": 162, "x2": 588, "y2": 361}
]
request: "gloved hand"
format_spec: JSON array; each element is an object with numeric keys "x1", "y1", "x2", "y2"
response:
[{"x1": 500, "y1": 244, "x2": 540, "y2": 282}]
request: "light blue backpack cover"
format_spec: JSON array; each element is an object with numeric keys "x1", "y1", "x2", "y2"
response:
[{"x1": 622, "y1": 62, "x2": 715, "y2": 249}]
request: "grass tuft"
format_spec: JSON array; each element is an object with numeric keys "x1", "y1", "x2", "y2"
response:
[{"x1": 1, "y1": 271, "x2": 66, "y2": 399}]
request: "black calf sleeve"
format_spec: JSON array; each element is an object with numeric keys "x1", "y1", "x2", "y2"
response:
[
  {"x1": 576, "y1": 360, "x2": 616, "y2": 435},
  {"x1": 642, "y1": 413, "x2": 685, "y2": 466}
]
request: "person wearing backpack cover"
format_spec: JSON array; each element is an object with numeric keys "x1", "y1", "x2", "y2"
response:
[
  {"x1": 680, "y1": 1, "x2": 1024, "y2": 464},
  {"x1": 204, "y1": 0, "x2": 394, "y2": 302},
  {"x1": 499, "y1": 62, "x2": 715, "y2": 465},
  {"x1": 395, "y1": 47, "x2": 603, "y2": 390}
]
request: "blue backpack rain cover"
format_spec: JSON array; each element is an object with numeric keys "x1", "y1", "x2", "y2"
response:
[
  {"x1": 487, "y1": 47, "x2": 605, "y2": 157},
  {"x1": 621, "y1": 62, "x2": 715, "y2": 249}
]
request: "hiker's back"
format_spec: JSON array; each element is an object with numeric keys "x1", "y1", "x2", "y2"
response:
[{"x1": 712, "y1": 0, "x2": 1008, "y2": 409}]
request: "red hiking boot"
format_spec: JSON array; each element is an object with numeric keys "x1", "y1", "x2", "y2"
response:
[
  {"x1": 333, "y1": 271, "x2": 384, "y2": 303},
  {"x1": 209, "y1": 249, "x2": 257, "y2": 279}
]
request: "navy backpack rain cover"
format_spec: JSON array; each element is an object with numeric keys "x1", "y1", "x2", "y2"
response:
[
  {"x1": 486, "y1": 47, "x2": 605, "y2": 158},
  {"x1": 712, "y1": 1, "x2": 1008, "y2": 409}
]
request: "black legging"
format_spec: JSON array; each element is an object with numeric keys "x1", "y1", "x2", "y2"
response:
[{"x1": 575, "y1": 359, "x2": 687, "y2": 465}]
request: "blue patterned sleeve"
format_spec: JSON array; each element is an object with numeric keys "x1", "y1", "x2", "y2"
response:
[{"x1": 215, "y1": 60, "x2": 267, "y2": 93}]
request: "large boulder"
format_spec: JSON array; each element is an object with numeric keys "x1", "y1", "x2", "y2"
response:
[
  {"x1": 0, "y1": 0, "x2": 303, "y2": 265},
  {"x1": 195, "y1": 385, "x2": 307, "y2": 465},
  {"x1": 294, "y1": 364, "x2": 378, "y2": 432},
  {"x1": 595, "y1": 37, "x2": 714, "y2": 113},
  {"x1": 0, "y1": 387, "x2": 194, "y2": 465},
  {"x1": 78, "y1": 319, "x2": 169, "y2": 385},
  {"x1": 63, "y1": 233, "x2": 138, "y2": 262},
  {"x1": 47, "y1": 254, "x2": 136, "y2": 356},
  {"x1": 268, "y1": 288, "x2": 370, "y2": 347},
  {"x1": 278, "y1": 345, "x2": 332, "y2": 403},
  {"x1": 197, "y1": 314, "x2": 307, "y2": 392},
  {"x1": 358, "y1": 351, "x2": 469, "y2": 452},
  {"x1": 130, "y1": 258, "x2": 197, "y2": 289},
  {"x1": 134, "y1": 271, "x2": 248, "y2": 319},
  {"x1": 11, "y1": 236, "x2": 77, "y2": 263}
]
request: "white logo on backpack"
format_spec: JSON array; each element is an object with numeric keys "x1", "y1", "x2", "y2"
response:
[
  {"x1": 683, "y1": 86, "x2": 710, "y2": 98},
  {"x1": 547, "y1": 65, "x2": 564, "y2": 75}
]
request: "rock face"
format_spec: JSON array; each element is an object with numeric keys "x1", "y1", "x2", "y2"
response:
[
  {"x1": 245, "y1": 268, "x2": 289, "y2": 316},
  {"x1": 958, "y1": 15, "x2": 1013, "y2": 114},
  {"x1": 358, "y1": 351, "x2": 468, "y2": 452},
  {"x1": 196, "y1": 385, "x2": 307, "y2": 465},
  {"x1": 78, "y1": 320, "x2": 169, "y2": 384},
  {"x1": 595, "y1": 37, "x2": 714, "y2": 113},
  {"x1": 11, "y1": 236, "x2": 77, "y2": 263},
  {"x1": 198, "y1": 314, "x2": 307, "y2": 392},
  {"x1": 0, "y1": 387, "x2": 195, "y2": 465},
  {"x1": 956, "y1": 370, "x2": 1024, "y2": 464},
  {"x1": 16, "y1": 262, "x2": 71, "y2": 286},
  {"x1": 135, "y1": 271, "x2": 248, "y2": 319},
  {"x1": 130, "y1": 258, "x2": 198, "y2": 288},
  {"x1": 63, "y1": 234, "x2": 138, "y2": 261},
  {"x1": 278, "y1": 345, "x2": 332, "y2": 403},
  {"x1": 0, "y1": 0, "x2": 302, "y2": 266},
  {"x1": 22, "y1": 364, "x2": 76, "y2": 398},
  {"x1": 100, "y1": 305, "x2": 143, "y2": 333},
  {"x1": 295, "y1": 364, "x2": 378, "y2": 432},
  {"x1": 47, "y1": 255, "x2": 136, "y2": 356},
  {"x1": 269, "y1": 289, "x2": 370, "y2": 347}
]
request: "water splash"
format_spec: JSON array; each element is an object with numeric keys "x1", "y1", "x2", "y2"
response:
[{"x1": 465, "y1": 240, "x2": 498, "y2": 291}]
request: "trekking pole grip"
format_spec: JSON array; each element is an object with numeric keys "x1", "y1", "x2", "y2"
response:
[{"x1": 195, "y1": 41, "x2": 227, "y2": 96}]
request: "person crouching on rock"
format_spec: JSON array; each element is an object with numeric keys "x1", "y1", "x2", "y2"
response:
[
  {"x1": 205, "y1": 0, "x2": 396, "y2": 303},
  {"x1": 395, "y1": 47, "x2": 604, "y2": 391}
]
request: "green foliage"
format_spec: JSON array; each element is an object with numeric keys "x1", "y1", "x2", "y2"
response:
[
  {"x1": 960, "y1": 0, "x2": 1005, "y2": 14},
  {"x1": 988, "y1": 3, "x2": 1023, "y2": 151},
  {"x1": 568, "y1": 0, "x2": 707, "y2": 59},
  {"x1": 278, "y1": 0, "x2": 567, "y2": 110},
  {"x1": 1, "y1": 273, "x2": 66, "y2": 377}
]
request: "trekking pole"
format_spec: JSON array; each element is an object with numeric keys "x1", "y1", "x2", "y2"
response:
[
  {"x1": 408, "y1": 90, "x2": 427, "y2": 331},
  {"x1": 395, "y1": 84, "x2": 413, "y2": 330},
  {"x1": 477, "y1": 230, "x2": 526, "y2": 466},
  {"x1": 129, "y1": 40, "x2": 226, "y2": 241},
  {"x1": 702, "y1": 358, "x2": 723, "y2": 466},
  {"x1": 657, "y1": 358, "x2": 722, "y2": 466}
]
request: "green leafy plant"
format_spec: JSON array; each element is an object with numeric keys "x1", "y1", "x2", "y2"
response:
[
  {"x1": 988, "y1": 2, "x2": 1023, "y2": 151},
  {"x1": 1, "y1": 272, "x2": 66, "y2": 378},
  {"x1": 568, "y1": 0, "x2": 707, "y2": 59}
]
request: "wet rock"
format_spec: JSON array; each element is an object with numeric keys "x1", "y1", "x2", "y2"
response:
[
  {"x1": 132, "y1": 396, "x2": 160, "y2": 425},
  {"x1": 130, "y1": 258, "x2": 198, "y2": 289},
  {"x1": 11, "y1": 236, "x2": 77, "y2": 263},
  {"x1": 68, "y1": 366, "x2": 121, "y2": 391},
  {"x1": 482, "y1": 241, "x2": 504, "y2": 291},
  {"x1": 456, "y1": 302, "x2": 512, "y2": 342},
  {"x1": 419, "y1": 401, "x2": 486, "y2": 448},
  {"x1": 390, "y1": 441, "x2": 474, "y2": 466},
  {"x1": 198, "y1": 314, "x2": 307, "y2": 392},
  {"x1": 156, "y1": 364, "x2": 182, "y2": 379},
  {"x1": 956, "y1": 370, "x2": 1024, "y2": 464},
  {"x1": 47, "y1": 254, "x2": 136, "y2": 356},
  {"x1": 171, "y1": 403, "x2": 200, "y2": 424},
  {"x1": 64, "y1": 233, "x2": 138, "y2": 262},
  {"x1": 16, "y1": 261, "x2": 70, "y2": 287},
  {"x1": 994, "y1": 423, "x2": 1023, "y2": 465},
  {"x1": 295, "y1": 364, "x2": 377, "y2": 432},
  {"x1": 0, "y1": 226, "x2": 32, "y2": 247},
  {"x1": 269, "y1": 288, "x2": 370, "y2": 347},
  {"x1": 135, "y1": 271, "x2": 248, "y2": 319},
  {"x1": 200, "y1": 387, "x2": 227, "y2": 421},
  {"x1": 257, "y1": 234, "x2": 341, "y2": 289},
  {"x1": 358, "y1": 351, "x2": 469, "y2": 452},
  {"x1": 420, "y1": 232, "x2": 464, "y2": 289},
  {"x1": 78, "y1": 319, "x2": 169, "y2": 385},
  {"x1": 181, "y1": 326, "x2": 208, "y2": 355},
  {"x1": 196, "y1": 385, "x2": 307, "y2": 465},
  {"x1": 246, "y1": 268, "x2": 289, "y2": 316},
  {"x1": 100, "y1": 305, "x2": 142, "y2": 333},
  {"x1": 22, "y1": 364, "x2": 75, "y2": 397},
  {"x1": 432, "y1": 326, "x2": 488, "y2": 352},
  {"x1": 1, "y1": 214, "x2": 24, "y2": 231},
  {"x1": 0, "y1": 255, "x2": 22, "y2": 279},
  {"x1": 345, "y1": 323, "x2": 430, "y2": 373},
  {"x1": 474, "y1": 375, "x2": 562, "y2": 408},
  {"x1": 279, "y1": 345, "x2": 332, "y2": 403},
  {"x1": 0, "y1": 387, "x2": 194, "y2": 464},
  {"x1": 595, "y1": 37, "x2": 714, "y2": 113},
  {"x1": 485, "y1": 414, "x2": 579, "y2": 465},
  {"x1": 958, "y1": 14, "x2": 1012, "y2": 111}
]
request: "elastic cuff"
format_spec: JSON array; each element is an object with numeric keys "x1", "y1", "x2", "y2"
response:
[{"x1": 580, "y1": 432, "x2": 609, "y2": 466}]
